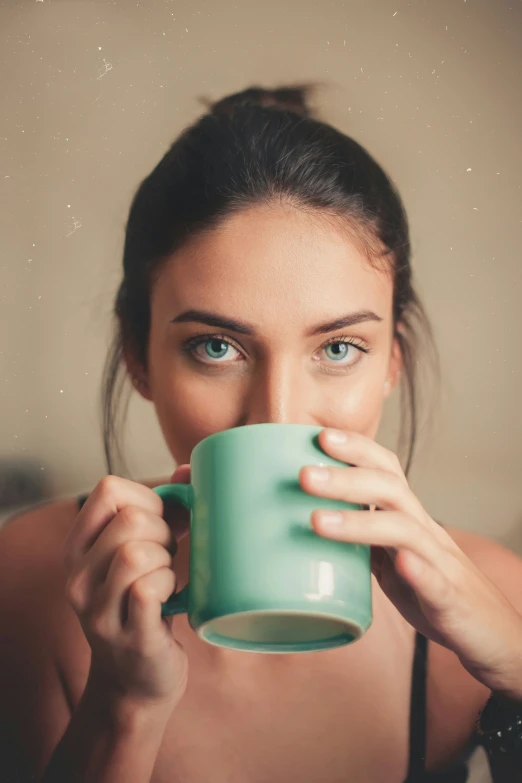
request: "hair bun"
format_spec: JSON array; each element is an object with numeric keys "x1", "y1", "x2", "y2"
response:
[{"x1": 200, "y1": 84, "x2": 316, "y2": 118}]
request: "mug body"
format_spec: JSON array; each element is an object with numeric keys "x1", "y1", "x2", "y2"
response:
[{"x1": 186, "y1": 423, "x2": 372, "y2": 653}]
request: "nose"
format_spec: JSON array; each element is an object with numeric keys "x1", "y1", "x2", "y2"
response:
[{"x1": 241, "y1": 359, "x2": 314, "y2": 426}]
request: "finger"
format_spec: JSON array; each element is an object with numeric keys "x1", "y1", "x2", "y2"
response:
[
  {"x1": 127, "y1": 566, "x2": 177, "y2": 637},
  {"x1": 170, "y1": 464, "x2": 191, "y2": 484},
  {"x1": 64, "y1": 476, "x2": 165, "y2": 569},
  {"x1": 311, "y1": 509, "x2": 441, "y2": 564},
  {"x1": 301, "y1": 464, "x2": 425, "y2": 519},
  {"x1": 82, "y1": 506, "x2": 175, "y2": 585},
  {"x1": 94, "y1": 541, "x2": 174, "y2": 634},
  {"x1": 318, "y1": 429, "x2": 406, "y2": 480}
]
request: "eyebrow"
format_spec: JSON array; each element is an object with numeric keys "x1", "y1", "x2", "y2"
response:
[
  {"x1": 306, "y1": 310, "x2": 383, "y2": 336},
  {"x1": 170, "y1": 308, "x2": 383, "y2": 337}
]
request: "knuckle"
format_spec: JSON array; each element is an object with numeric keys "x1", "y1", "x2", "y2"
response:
[
  {"x1": 158, "y1": 546, "x2": 174, "y2": 568},
  {"x1": 160, "y1": 515, "x2": 174, "y2": 541},
  {"x1": 90, "y1": 610, "x2": 111, "y2": 640},
  {"x1": 131, "y1": 566, "x2": 175, "y2": 605},
  {"x1": 130, "y1": 576, "x2": 155, "y2": 604},
  {"x1": 163, "y1": 572, "x2": 176, "y2": 601},
  {"x1": 65, "y1": 573, "x2": 87, "y2": 612},
  {"x1": 156, "y1": 568, "x2": 176, "y2": 602},
  {"x1": 118, "y1": 540, "x2": 147, "y2": 570},
  {"x1": 118, "y1": 506, "x2": 146, "y2": 534},
  {"x1": 149, "y1": 542, "x2": 173, "y2": 569},
  {"x1": 165, "y1": 566, "x2": 176, "y2": 589},
  {"x1": 387, "y1": 450, "x2": 403, "y2": 474},
  {"x1": 151, "y1": 514, "x2": 171, "y2": 546},
  {"x1": 97, "y1": 474, "x2": 121, "y2": 501},
  {"x1": 378, "y1": 471, "x2": 403, "y2": 505},
  {"x1": 163, "y1": 564, "x2": 177, "y2": 591}
]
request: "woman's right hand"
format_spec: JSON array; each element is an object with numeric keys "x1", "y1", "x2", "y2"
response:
[{"x1": 62, "y1": 472, "x2": 189, "y2": 716}]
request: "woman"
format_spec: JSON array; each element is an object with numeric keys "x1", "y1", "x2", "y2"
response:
[{"x1": 1, "y1": 85, "x2": 522, "y2": 783}]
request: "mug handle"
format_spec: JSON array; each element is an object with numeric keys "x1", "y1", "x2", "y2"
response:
[{"x1": 153, "y1": 483, "x2": 194, "y2": 617}]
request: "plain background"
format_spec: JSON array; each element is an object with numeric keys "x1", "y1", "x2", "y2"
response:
[
  {"x1": 1, "y1": 0, "x2": 521, "y2": 549},
  {"x1": 2, "y1": 0, "x2": 520, "y2": 779}
]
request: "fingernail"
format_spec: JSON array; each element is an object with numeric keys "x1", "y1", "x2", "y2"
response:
[
  {"x1": 325, "y1": 428, "x2": 347, "y2": 444},
  {"x1": 319, "y1": 511, "x2": 343, "y2": 526},
  {"x1": 307, "y1": 466, "x2": 330, "y2": 482}
]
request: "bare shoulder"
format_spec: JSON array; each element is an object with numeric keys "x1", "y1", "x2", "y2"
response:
[
  {"x1": 0, "y1": 497, "x2": 84, "y2": 777},
  {"x1": 0, "y1": 496, "x2": 79, "y2": 573},
  {"x1": 0, "y1": 496, "x2": 84, "y2": 621}
]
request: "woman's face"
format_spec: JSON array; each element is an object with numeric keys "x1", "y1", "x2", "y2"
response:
[{"x1": 136, "y1": 204, "x2": 401, "y2": 466}]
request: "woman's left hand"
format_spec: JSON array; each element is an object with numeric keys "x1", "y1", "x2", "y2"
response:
[{"x1": 300, "y1": 428, "x2": 522, "y2": 701}]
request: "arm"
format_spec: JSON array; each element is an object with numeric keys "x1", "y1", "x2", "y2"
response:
[{"x1": 40, "y1": 675, "x2": 172, "y2": 783}]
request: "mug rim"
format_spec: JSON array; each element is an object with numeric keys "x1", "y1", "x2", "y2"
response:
[
  {"x1": 195, "y1": 607, "x2": 370, "y2": 654},
  {"x1": 191, "y1": 422, "x2": 324, "y2": 461}
]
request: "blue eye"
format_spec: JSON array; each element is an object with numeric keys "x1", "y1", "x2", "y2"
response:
[
  {"x1": 204, "y1": 338, "x2": 229, "y2": 360},
  {"x1": 324, "y1": 342, "x2": 354, "y2": 362},
  {"x1": 187, "y1": 336, "x2": 243, "y2": 364}
]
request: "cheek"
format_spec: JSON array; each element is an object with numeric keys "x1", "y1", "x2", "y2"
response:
[
  {"x1": 323, "y1": 371, "x2": 386, "y2": 439},
  {"x1": 151, "y1": 371, "x2": 243, "y2": 463}
]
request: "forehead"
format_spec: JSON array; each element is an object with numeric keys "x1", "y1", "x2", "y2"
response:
[{"x1": 154, "y1": 205, "x2": 393, "y2": 325}]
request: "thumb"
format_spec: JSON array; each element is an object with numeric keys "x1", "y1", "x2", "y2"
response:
[{"x1": 170, "y1": 463, "x2": 191, "y2": 485}]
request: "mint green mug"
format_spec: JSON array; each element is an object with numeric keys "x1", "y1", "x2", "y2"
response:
[{"x1": 153, "y1": 423, "x2": 372, "y2": 653}]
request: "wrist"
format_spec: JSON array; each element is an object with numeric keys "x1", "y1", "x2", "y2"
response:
[
  {"x1": 461, "y1": 638, "x2": 522, "y2": 703},
  {"x1": 83, "y1": 670, "x2": 175, "y2": 737},
  {"x1": 485, "y1": 665, "x2": 522, "y2": 704}
]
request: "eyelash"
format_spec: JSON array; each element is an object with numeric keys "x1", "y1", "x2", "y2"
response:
[
  {"x1": 321, "y1": 334, "x2": 371, "y2": 356},
  {"x1": 182, "y1": 332, "x2": 371, "y2": 367}
]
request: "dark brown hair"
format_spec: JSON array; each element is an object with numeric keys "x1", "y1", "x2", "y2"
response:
[{"x1": 102, "y1": 84, "x2": 438, "y2": 477}]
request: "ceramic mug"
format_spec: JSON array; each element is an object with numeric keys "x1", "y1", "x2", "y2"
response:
[{"x1": 153, "y1": 423, "x2": 372, "y2": 653}]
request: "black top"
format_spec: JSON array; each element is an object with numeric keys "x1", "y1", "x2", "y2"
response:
[{"x1": 77, "y1": 493, "x2": 478, "y2": 781}]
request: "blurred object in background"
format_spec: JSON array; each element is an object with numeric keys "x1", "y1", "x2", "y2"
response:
[{"x1": 0, "y1": 458, "x2": 51, "y2": 527}]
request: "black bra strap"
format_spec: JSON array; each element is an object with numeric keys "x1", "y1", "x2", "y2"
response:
[{"x1": 407, "y1": 632, "x2": 428, "y2": 779}]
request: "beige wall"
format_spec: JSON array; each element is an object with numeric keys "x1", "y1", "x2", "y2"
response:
[{"x1": 1, "y1": 0, "x2": 521, "y2": 551}]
